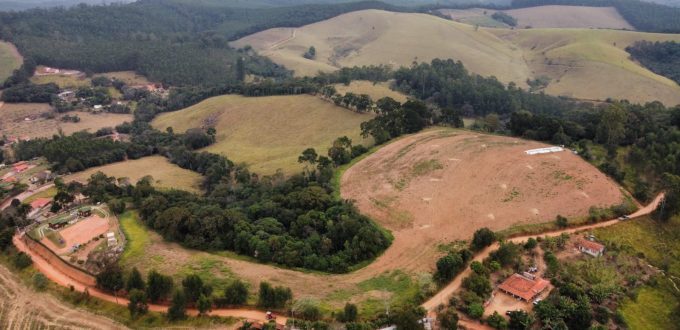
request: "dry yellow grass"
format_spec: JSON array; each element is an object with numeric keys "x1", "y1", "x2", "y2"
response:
[
  {"x1": 0, "y1": 42, "x2": 22, "y2": 83},
  {"x1": 232, "y1": 10, "x2": 531, "y2": 86},
  {"x1": 152, "y1": 94, "x2": 372, "y2": 175},
  {"x1": 441, "y1": 6, "x2": 634, "y2": 30},
  {"x1": 64, "y1": 156, "x2": 203, "y2": 193},
  {"x1": 491, "y1": 28, "x2": 680, "y2": 104},
  {"x1": 334, "y1": 80, "x2": 407, "y2": 103},
  {"x1": 235, "y1": 9, "x2": 680, "y2": 105},
  {"x1": 0, "y1": 103, "x2": 132, "y2": 139},
  {"x1": 97, "y1": 71, "x2": 151, "y2": 86}
]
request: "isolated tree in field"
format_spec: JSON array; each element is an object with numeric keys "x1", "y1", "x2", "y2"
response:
[
  {"x1": 126, "y1": 267, "x2": 145, "y2": 292},
  {"x1": 471, "y1": 227, "x2": 495, "y2": 251},
  {"x1": 303, "y1": 46, "x2": 317, "y2": 60},
  {"x1": 197, "y1": 294, "x2": 212, "y2": 315},
  {"x1": 146, "y1": 270, "x2": 174, "y2": 303},
  {"x1": 224, "y1": 280, "x2": 249, "y2": 305},
  {"x1": 128, "y1": 289, "x2": 148, "y2": 318},
  {"x1": 339, "y1": 303, "x2": 358, "y2": 322},
  {"x1": 167, "y1": 290, "x2": 187, "y2": 321},
  {"x1": 555, "y1": 215, "x2": 568, "y2": 228},
  {"x1": 96, "y1": 264, "x2": 124, "y2": 293}
]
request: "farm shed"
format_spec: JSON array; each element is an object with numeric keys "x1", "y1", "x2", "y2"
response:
[
  {"x1": 498, "y1": 273, "x2": 550, "y2": 301},
  {"x1": 577, "y1": 238, "x2": 605, "y2": 257},
  {"x1": 78, "y1": 207, "x2": 92, "y2": 217},
  {"x1": 48, "y1": 217, "x2": 70, "y2": 230}
]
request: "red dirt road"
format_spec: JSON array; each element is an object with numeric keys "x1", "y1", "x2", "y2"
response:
[
  {"x1": 422, "y1": 192, "x2": 665, "y2": 311},
  {"x1": 13, "y1": 234, "x2": 288, "y2": 325}
]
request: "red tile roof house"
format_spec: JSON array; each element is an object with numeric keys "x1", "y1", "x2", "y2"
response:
[
  {"x1": 498, "y1": 273, "x2": 550, "y2": 301},
  {"x1": 577, "y1": 238, "x2": 605, "y2": 257},
  {"x1": 13, "y1": 163, "x2": 30, "y2": 173}
]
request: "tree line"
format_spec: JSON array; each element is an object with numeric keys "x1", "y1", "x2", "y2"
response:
[{"x1": 626, "y1": 41, "x2": 680, "y2": 86}]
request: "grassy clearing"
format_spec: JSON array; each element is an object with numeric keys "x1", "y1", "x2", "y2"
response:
[
  {"x1": 30, "y1": 74, "x2": 90, "y2": 88},
  {"x1": 0, "y1": 41, "x2": 21, "y2": 83},
  {"x1": 118, "y1": 211, "x2": 151, "y2": 266},
  {"x1": 334, "y1": 81, "x2": 407, "y2": 103},
  {"x1": 153, "y1": 94, "x2": 372, "y2": 175},
  {"x1": 96, "y1": 71, "x2": 151, "y2": 86},
  {"x1": 64, "y1": 156, "x2": 203, "y2": 194},
  {"x1": 594, "y1": 216, "x2": 680, "y2": 329},
  {"x1": 23, "y1": 186, "x2": 58, "y2": 204},
  {"x1": 619, "y1": 284, "x2": 679, "y2": 330}
]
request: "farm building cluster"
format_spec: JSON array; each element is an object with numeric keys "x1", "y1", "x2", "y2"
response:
[{"x1": 26, "y1": 205, "x2": 124, "y2": 274}]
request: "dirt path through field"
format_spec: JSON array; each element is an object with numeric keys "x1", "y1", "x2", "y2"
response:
[{"x1": 422, "y1": 192, "x2": 665, "y2": 311}]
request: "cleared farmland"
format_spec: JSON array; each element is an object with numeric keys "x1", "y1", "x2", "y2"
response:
[
  {"x1": 235, "y1": 9, "x2": 680, "y2": 105},
  {"x1": 152, "y1": 94, "x2": 372, "y2": 175},
  {"x1": 0, "y1": 42, "x2": 22, "y2": 83},
  {"x1": 334, "y1": 80, "x2": 407, "y2": 103},
  {"x1": 491, "y1": 27, "x2": 680, "y2": 104},
  {"x1": 440, "y1": 6, "x2": 634, "y2": 30},
  {"x1": 64, "y1": 156, "x2": 203, "y2": 193},
  {"x1": 232, "y1": 10, "x2": 531, "y2": 85},
  {"x1": 0, "y1": 263, "x2": 125, "y2": 329},
  {"x1": 0, "y1": 103, "x2": 132, "y2": 139},
  {"x1": 341, "y1": 129, "x2": 625, "y2": 274}
]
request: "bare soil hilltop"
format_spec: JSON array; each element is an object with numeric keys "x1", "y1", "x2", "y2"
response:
[{"x1": 341, "y1": 129, "x2": 625, "y2": 272}]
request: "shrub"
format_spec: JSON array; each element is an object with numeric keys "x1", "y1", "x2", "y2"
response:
[
  {"x1": 12, "y1": 252, "x2": 32, "y2": 269},
  {"x1": 32, "y1": 273, "x2": 48, "y2": 290},
  {"x1": 224, "y1": 279, "x2": 249, "y2": 305},
  {"x1": 471, "y1": 228, "x2": 495, "y2": 251}
]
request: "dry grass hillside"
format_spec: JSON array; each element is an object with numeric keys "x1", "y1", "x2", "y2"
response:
[
  {"x1": 232, "y1": 10, "x2": 531, "y2": 86},
  {"x1": 334, "y1": 81, "x2": 407, "y2": 103},
  {"x1": 441, "y1": 6, "x2": 635, "y2": 30},
  {"x1": 152, "y1": 94, "x2": 372, "y2": 175},
  {"x1": 0, "y1": 103, "x2": 132, "y2": 139},
  {"x1": 235, "y1": 9, "x2": 680, "y2": 105},
  {"x1": 491, "y1": 28, "x2": 680, "y2": 104},
  {"x1": 64, "y1": 156, "x2": 204, "y2": 193}
]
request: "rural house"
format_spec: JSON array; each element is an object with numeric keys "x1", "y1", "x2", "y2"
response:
[
  {"x1": 577, "y1": 238, "x2": 605, "y2": 257},
  {"x1": 498, "y1": 273, "x2": 550, "y2": 302}
]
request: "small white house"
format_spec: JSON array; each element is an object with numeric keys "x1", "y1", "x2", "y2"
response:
[{"x1": 577, "y1": 238, "x2": 605, "y2": 257}]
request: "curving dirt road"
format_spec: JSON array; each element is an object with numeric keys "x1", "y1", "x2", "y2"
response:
[
  {"x1": 13, "y1": 235, "x2": 288, "y2": 325},
  {"x1": 422, "y1": 193, "x2": 665, "y2": 311}
]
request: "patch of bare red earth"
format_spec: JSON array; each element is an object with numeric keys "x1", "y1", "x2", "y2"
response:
[{"x1": 341, "y1": 129, "x2": 624, "y2": 274}]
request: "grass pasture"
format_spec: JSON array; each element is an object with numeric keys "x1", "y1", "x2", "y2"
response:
[
  {"x1": 232, "y1": 10, "x2": 532, "y2": 85},
  {"x1": 441, "y1": 6, "x2": 634, "y2": 30},
  {"x1": 64, "y1": 156, "x2": 203, "y2": 193},
  {"x1": 0, "y1": 42, "x2": 22, "y2": 83},
  {"x1": 152, "y1": 94, "x2": 372, "y2": 175},
  {"x1": 593, "y1": 216, "x2": 680, "y2": 329},
  {"x1": 235, "y1": 9, "x2": 680, "y2": 105},
  {"x1": 0, "y1": 103, "x2": 132, "y2": 139},
  {"x1": 334, "y1": 80, "x2": 407, "y2": 103}
]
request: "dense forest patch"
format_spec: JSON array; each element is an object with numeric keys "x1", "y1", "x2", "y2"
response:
[{"x1": 627, "y1": 40, "x2": 680, "y2": 86}]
